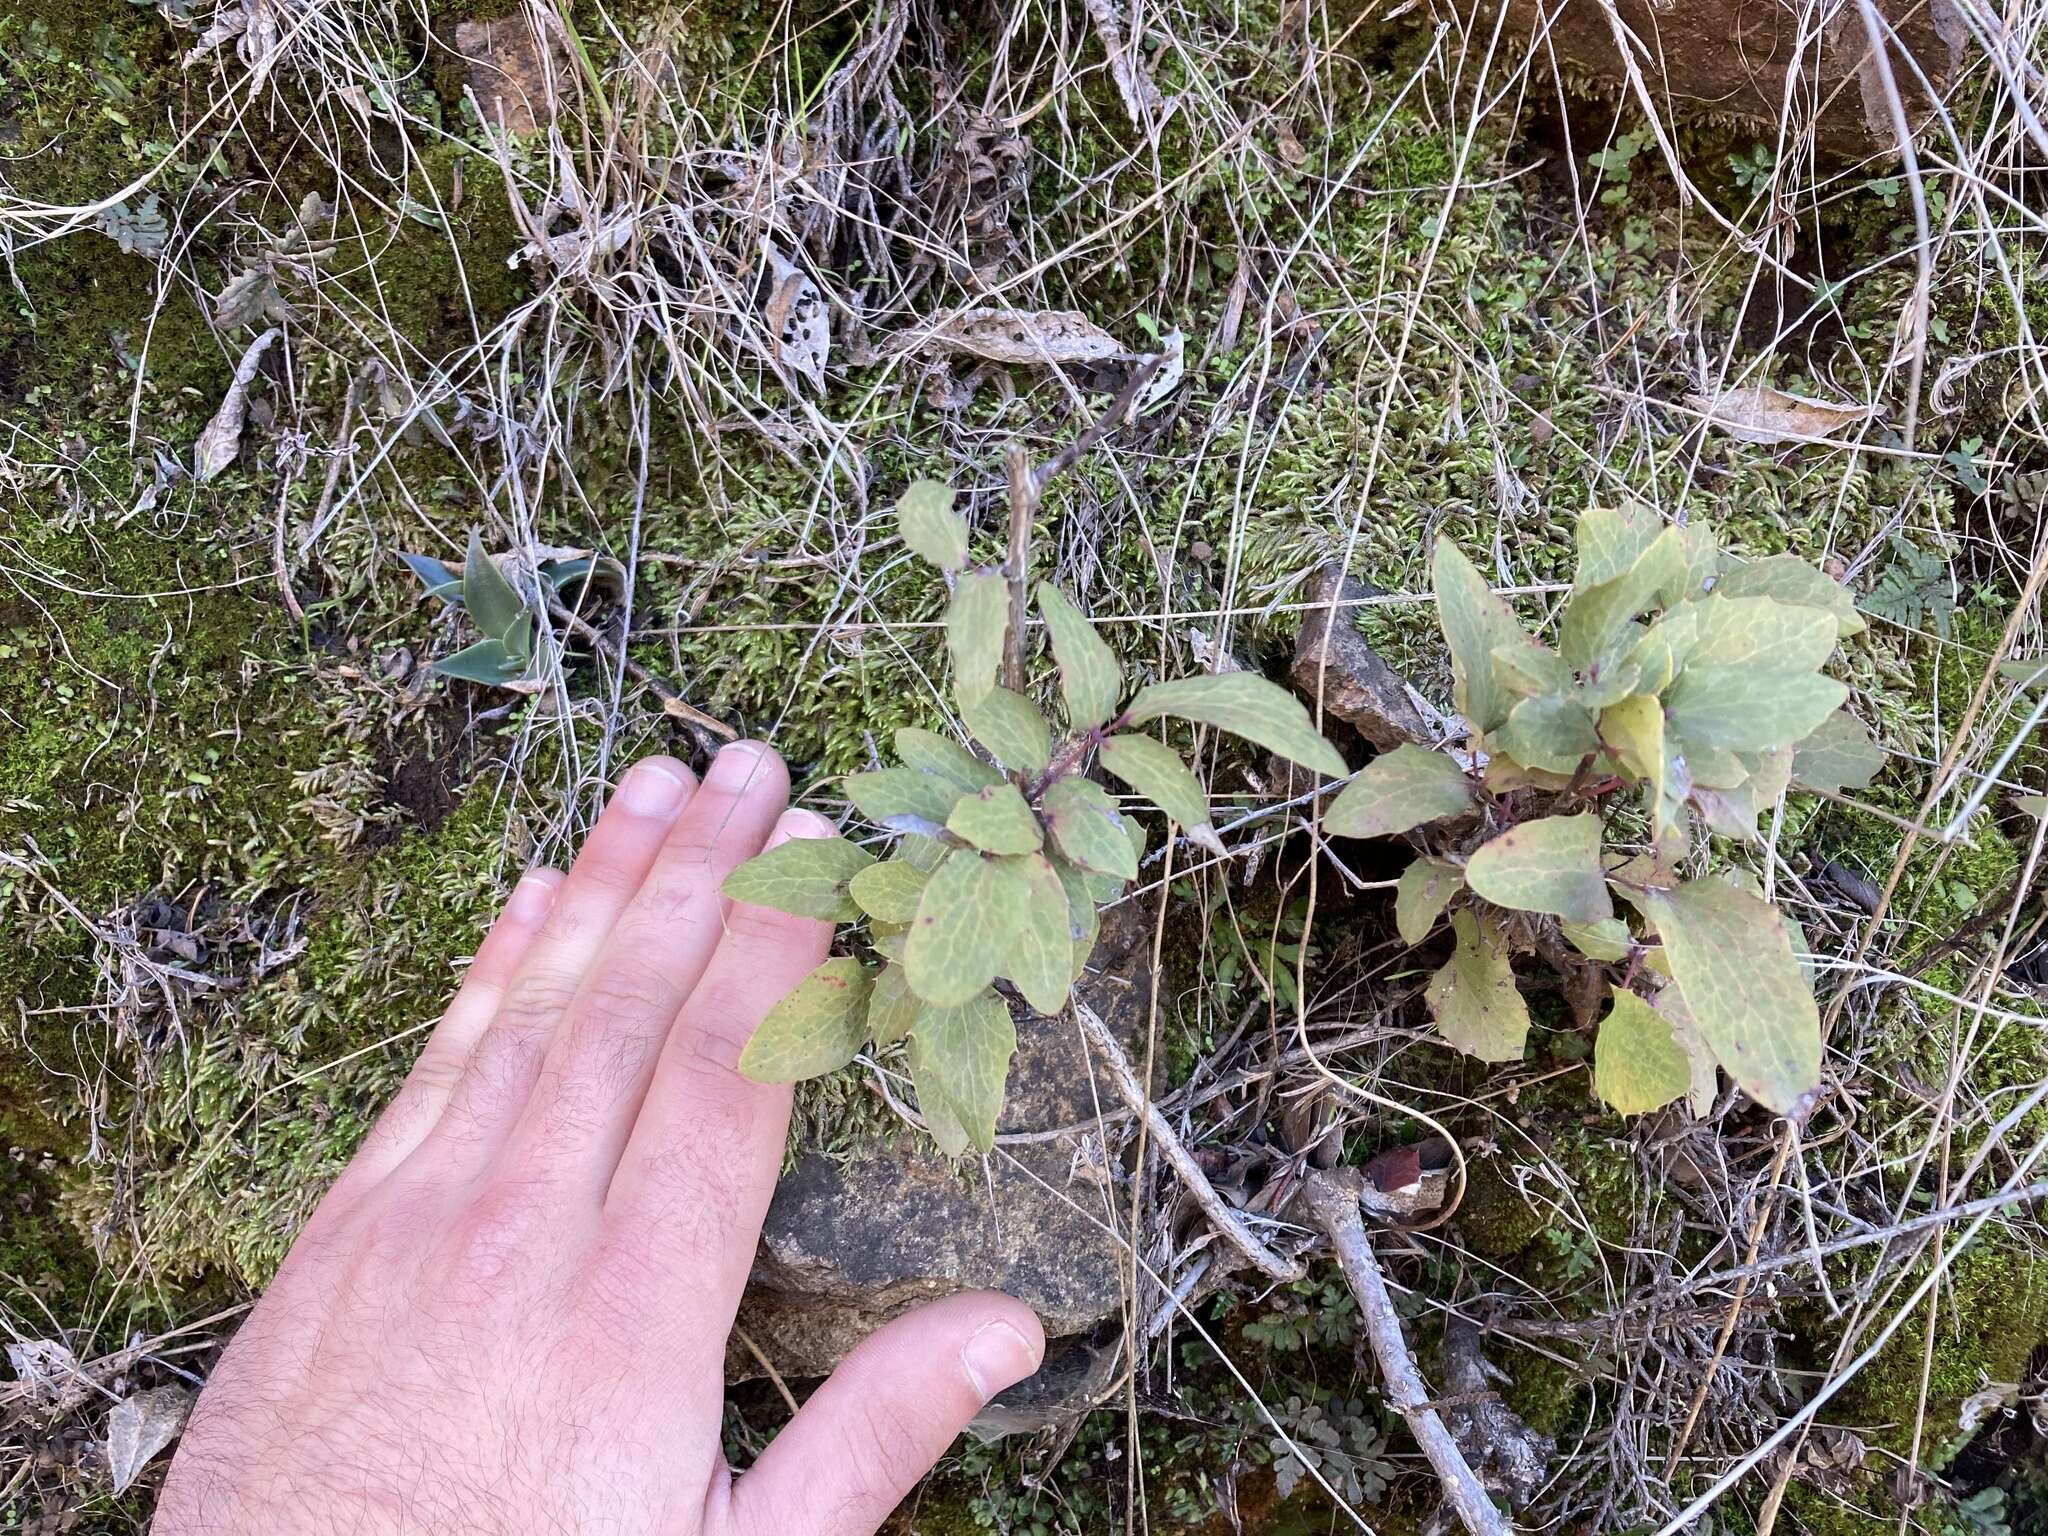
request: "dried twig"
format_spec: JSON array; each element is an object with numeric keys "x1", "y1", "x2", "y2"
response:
[
  {"x1": 544, "y1": 597, "x2": 737, "y2": 745},
  {"x1": 1304, "y1": 1167, "x2": 1511, "y2": 1536},
  {"x1": 1071, "y1": 998, "x2": 1304, "y2": 1283}
]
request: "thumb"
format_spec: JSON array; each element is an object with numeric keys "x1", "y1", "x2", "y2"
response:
[{"x1": 723, "y1": 1291, "x2": 1044, "y2": 1536}]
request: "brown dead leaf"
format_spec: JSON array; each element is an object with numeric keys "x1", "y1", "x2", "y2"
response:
[
  {"x1": 924, "y1": 307, "x2": 1129, "y2": 367},
  {"x1": 194, "y1": 327, "x2": 280, "y2": 483},
  {"x1": 1684, "y1": 385, "x2": 1876, "y2": 445}
]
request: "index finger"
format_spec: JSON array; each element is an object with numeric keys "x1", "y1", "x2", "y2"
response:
[{"x1": 601, "y1": 807, "x2": 840, "y2": 1292}]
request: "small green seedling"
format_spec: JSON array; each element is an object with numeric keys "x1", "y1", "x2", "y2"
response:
[
  {"x1": 721, "y1": 479, "x2": 1348, "y2": 1156},
  {"x1": 1324, "y1": 507, "x2": 1883, "y2": 1119},
  {"x1": 401, "y1": 532, "x2": 618, "y2": 687}
]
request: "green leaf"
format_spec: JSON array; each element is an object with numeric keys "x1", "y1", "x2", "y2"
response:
[
  {"x1": 895, "y1": 727, "x2": 1003, "y2": 794},
  {"x1": 997, "y1": 853, "x2": 1077, "y2": 1012},
  {"x1": 431, "y1": 637, "x2": 528, "y2": 686},
  {"x1": 1998, "y1": 657, "x2": 2048, "y2": 691},
  {"x1": 1125, "y1": 672, "x2": 1347, "y2": 777},
  {"x1": 845, "y1": 767, "x2": 961, "y2": 832},
  {"x1": 1425, "y1": 909, "x2": 1529, "y2": 1062},
  {"x1": 1053, "y1": 856, "x2": 1101, "y2": 982},
  {"x1": 399, "y1": 551, "x2": 462, "y2": 602},
  {"x1": 1038, "y1": 584, "x2": 1123, "y2": 730},
  {"x1": 1464, "y1": 812, "x2": 1611, "y2": 923},
  {"x1": 946, "y1": 783, "x2": 1044, "y2": 854},
  {"x1": 1394, "y1": 857, "x2": 1463, "y2": 946},
  {"x1": 896, "y1": 479, "x2": 968, "y2": 571},
  {"x1": 1040, "y1": 777, "x2": 1137, "y2": 879},
  {"x1": 1324, "y1": 744, "x2": 1474, "y2": 839},
  {"x1": 1573, "y1": 505, "x2": 1660, "y2": 588},
  {"x1": 1665, "y1": 667, "x2": 1847, "y2": 754},
  {"x1": 1491, "y1": 637, "x2": 1573, "y2": 699},
  {"x1": 1712, "y1": 554, "x2": 1865, "y2": 638},
  {"x1": 1687, "y1": 595, "x2": 1838, "y2": 672},
  {"x1": 1494, "y1": 693, "x2": 1600, "y2": 774},
  {"x1": 1097, "y1": 735, "x2": 1223, "y2": 853},
  {"x1": 1629, "y1": 878, "x2": 1820, "y2": 1114},
  {"x1": 1562, "y1": 917, "x2": 1632, "y2": 962},
  {"x1": 866, "y1": 962, "x2": 920, "y2": 1045},
  {"x1": 898, "y1": 832, "x2": 949, "y2": 873},
  {"x1": 1433, "y1": 536, "x2": 1528, "y2": 735},
  {"x1": 1789, "y1": 710, "x2": 1885, "y2": 793},
  {"x1": 461, "y1": 529, "x2": 527, "y2": 639},
  {"x1": 960, "y1": 687, "x2": 1051, "y2": 771},
  {"x1": 947, "y1": 571, "x2": 1010, "y2": 707},
  {"x1": 1659, "y1": 522, "x2": 1720, "y2": 608},
  {"x1": 1592, "y1": 987, "x2": 1691, "y2": 1115},
  {"x1": 1653, "y1": 984, "x2": 1721, "y2": 1116},
  {"x1": 905, "y1": 851, "x2": 1029, "y2": 1005},
  {"x1": 722, "y1": 835, "x2": 875, "y2": 920},
  {"x1": 848, "y1": 859, "x2": 929, "y2": 923},
  {"x1": 1559, "y1": 525, "x2": 1686, "y2": 672},
  {"x1": 909, "y1": 991, "x2": 1015, "y2": 1154},
  {"x1": 1624, "y1": 605, "x2": 1697, "y2": 694},
  {"x1": 737, "y1": 957, "x2": 874, "y2": 1081}
]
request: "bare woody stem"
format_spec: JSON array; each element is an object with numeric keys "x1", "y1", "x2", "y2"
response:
[
  {"x1": 1304, "y1": 1167, "x2": 1512, "y2": 1536},
  {"x1": 1002, "y1": 444, "x2": 1035, "y2": 695},
  {"x1": 1072, "y1": 998, "x2": 1303, "y2": 1284},
  {"x1": 545, "y1": 597, "x2": 737, "y2": 746}
]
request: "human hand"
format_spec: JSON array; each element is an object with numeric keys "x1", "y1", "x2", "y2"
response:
[{"x1": 156, "y1": 743, "x2": 1045, "y2": 1536}]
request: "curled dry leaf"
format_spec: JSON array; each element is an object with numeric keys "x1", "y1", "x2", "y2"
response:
[
  {"x1": 762, "y1": 243, "x2": 829, "y2": 391},
  {"x1": 194, "y1": 327, "x2": 280, "y2": 483},
  {"x1": 923, "y1": 307, "x2": 1129, "y2": 367},
  {"x1": 1684, "y1": 385, "x2": 1876, "y2": 445}
]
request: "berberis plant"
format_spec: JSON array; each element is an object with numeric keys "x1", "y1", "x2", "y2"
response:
[
  {"x1": 721, "y1": 480, "x2": 1347, "y2": 1155},
  {"x1": 1323, "y1": 506, "x2": 1882, "y2": 1118}
]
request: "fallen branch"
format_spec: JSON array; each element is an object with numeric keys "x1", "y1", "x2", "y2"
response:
[
  {"x1": 1303, "y1": 1167, "x2": 1511, "y2": 1536},
  {"x1": 1072, "y1": 998, "x2": 1303, "y2": 1284}
]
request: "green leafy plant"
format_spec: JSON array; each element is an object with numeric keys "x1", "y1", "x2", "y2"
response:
[
  {"x1": 1864, "y1": 532, "x2": 1957, "y2": 637},
  {"x1": 401, "y1": 532, "x2": 620, "y2": 686},
  {"x1": 721, "y1": 480, "x2": 1347, "y2": 1155},
  {"x1": 1587, "y1": 132, "x2": 1641, "y2": 205},
  {"x1": 1323, "y1": 507, "x2": 1884, "y2": 1117}
]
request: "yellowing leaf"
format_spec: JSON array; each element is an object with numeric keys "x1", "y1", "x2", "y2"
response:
[
  {"x1": 1713, "y1": 554, "x2": 1866, "y2": 638},
  {"x1": 1630, "y1": 878, "x2": 1820, "y2": 1114},
  {"x1": 866, "y1": 962, "x2": 920, "y2": 1044},
  {"x1": 1464, "y1": 812, "x2": 1611, "y2": 923},
  {"x1": 1625, "y1": 605, "x2": 1698, "y2": 694},
  {"x1": 738, "y1": 957, "x2": 874, "y2": 1081},
  {"x1": 1593, "y1": 987, "x2": 1691, "y2": 1115},
  {"x1": 1665, "y1": 667, "x2": 1847, "y2": 754},
  {"x1": 1426, "y1": 909, "x2": 1529, "y2": 1062},
  {"x1": 909, "y1": 990, "x2": 1016, "y2": 1154},
  {"x1": 946, "y1": 782, "x2": 1044, "y2": 854},
  {"x1": 1041, "y1": 776, "x2": 1137, "y2": 879},
  {"x1": 1574, "y1": 505, "x2": 1660, "y2": 588},
  {"x1": 1790, "y1": 710, "x2": 1886, "y2": 793},
  {"x1": 1324, "y1": 744, "x2": 1474, "y2": 839},
  {"x1": 1490, "y1": 636, "x2": 1572, "y2": 699},
  {"x1": 722, "y1": 835, "x2": 875, "y2": 920},
  {"x1": 1687, "y1": 594, "x2": 1838, "y2": 672},
  {"x1": 849, "y1": 859, "x2": 930, "y2": 923},
  {"x1": 1038, "y1": 584, "x2": 1122, "y2": 729},
  {"x1": 1126, "y1": 672, "x2": 1347, "y2": 777},
  {"x1": 846, "y1": 766, "x2": 960, "y2": 831},
  {"x1": 1394, "y1": 857, "x2": 1463, "y2": 946},
  {"x1": 1599, "y1": 694, "x2": 1678, "y2": 834},
  {"x1": 1559, "y1": 525, "x2": 1686, "y2": 672},
  {"x1": 947, "y1": 571, "x2": 1009, "y2": 707},
  {"x1": 1097, "y1": 734, "x2": 1222, "y2": 853},
  {"x1": 1562, "y1": 916, "x2": 1632, "y2": 962},
  {"x1": 1433, "y1": 536, "x2": 1527, "y2": 735},
  {"x1": 905, "y1": 851, "x2": 1028, "y2": 1005},
  {"x1": 896, "y1": 479, "x2": 967, "y2": 571},
  {"x1": 961, "y1": 687, "x2": 1051, "y2": 771}
]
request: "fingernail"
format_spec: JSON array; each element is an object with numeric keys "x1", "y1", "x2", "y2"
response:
[
  {"x1": 764, "y1": 808, "x2": 836, "y2": 850},
  {"x1": 616, "y1": 758, "x2": 692, "y2": 818},
  {"x1": 705, "y1": 740, "x2": 774, "y2": 793},
  {"x1": 960, "y1": 1320, "x2": 1043, "y2": 1402},
  {"x1": 506, "y1": 869, "x2": 560, "y2": 924}
]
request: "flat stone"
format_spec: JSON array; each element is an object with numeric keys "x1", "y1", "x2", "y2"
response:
[
  {"x1": 452, "y1": 14, "x2": 567, "y2": 137},
  {"x1": 732, "y1": 900, "x2": 1156, "y2": 1388}
]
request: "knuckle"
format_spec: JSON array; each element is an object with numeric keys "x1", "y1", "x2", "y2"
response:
[
  {"x1": 719, "y1": 900, "x2": 799, "y2": 948},
  {"x1": 438, "y1": 1178, "x2": 555, "y2": 1301}
]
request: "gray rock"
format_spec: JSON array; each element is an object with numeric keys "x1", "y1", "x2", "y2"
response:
[
  {"x1": 1290, "y1": 564, "x2": 1431, "y2": 751},
  {"x1": 731, "y1": 901, "x2": 1156, "y2": 1413}
]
